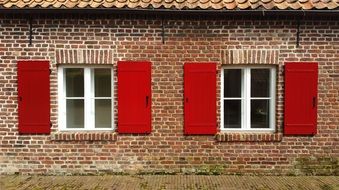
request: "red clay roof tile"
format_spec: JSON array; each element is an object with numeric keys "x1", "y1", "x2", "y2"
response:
[{"x1": 0, "y1": 0, "x2": 338, "y2": 10}]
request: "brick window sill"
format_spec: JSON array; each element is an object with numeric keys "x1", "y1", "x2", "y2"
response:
[
  {"x1": 51, "y1": 132, "x2": 117, "y2": 141},
  {"x1": 215, "y1": 132, "x2": 283, "y2": 142}
]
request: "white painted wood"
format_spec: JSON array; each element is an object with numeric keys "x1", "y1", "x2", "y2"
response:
[
  {"x1": 221, "y1": 66, "x2": 276, "y2": 132},
  {"x1": 58, "y1": 65, "x2": 114, "y2": 131}
]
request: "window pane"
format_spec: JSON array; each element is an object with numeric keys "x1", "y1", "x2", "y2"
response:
[
  {"x1": 95, "y1": 69, "x2": 111, "y2": 97},
  {"x1": 95, "y1": 99, "x2": 112, "y2": 128},
  {"x1": 224, "y1": 69, "x2": 241, "y2": 98},
  {"x1": 251, "y1": 100, "x2": 270, "y2": 129},
  {"x1": 66, "y1": 68, "x2": 84, "y2": 97},
  {"x1": 66, "y1": 99, "x2": 84, "y2": 128},
  {"x1": 251, "y1": 69, "x2": 270, "y2": 97},
  {"x1": 224, "y1": 100, "x2": 241, "y2": 128}
]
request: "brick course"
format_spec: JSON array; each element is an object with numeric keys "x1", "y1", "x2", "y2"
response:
[{"x1": 0, "y1": 14, "x2": 338, "y2": 175}]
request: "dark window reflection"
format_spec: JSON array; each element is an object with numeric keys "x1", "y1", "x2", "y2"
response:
[
  {"x1": 66, "y1": 99, "x2": 84, "y2": 128},
  {"x1": 224, "y1": 69, "x2": 241, "y2": 98},
  {"x1": 95, "y1": 69, "x2": 111, "y2": 97},
  {"x1": 224, "y1": 100, "x2": 241, "y2": 128},
  {"x1": 95, "y1": 99, "x2": 112, "y2": 128},
  {"x1": 66, "y1": 68, "x2": 84, "y2": 97},
  {"x1": 251, "y1": 69, "x2": 270, "y2": 97},
  {"x1": 251, "y1": 100, "x2": 269, "y2": 128}
]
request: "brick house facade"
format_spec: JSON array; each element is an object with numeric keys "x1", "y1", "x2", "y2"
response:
[{"x1": 0, "y1": 1, "x2": 338, "y2": 175}]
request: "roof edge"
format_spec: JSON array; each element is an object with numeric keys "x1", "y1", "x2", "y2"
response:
[{"x1": 1, "y1": 8, "x2": 339, "y2": 16}]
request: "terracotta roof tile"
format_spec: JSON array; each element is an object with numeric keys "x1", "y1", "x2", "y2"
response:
[{"x1": 0, "y1": 0, "x2": 338, "y2": 10}]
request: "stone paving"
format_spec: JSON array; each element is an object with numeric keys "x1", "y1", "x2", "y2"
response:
[{"x1": 0, "y1": 175, "x2": 338, "y2": 190}]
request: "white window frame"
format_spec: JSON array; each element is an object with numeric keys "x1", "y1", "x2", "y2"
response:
[
  {"x1": 58, "y1": 65, "x2": 114, "y2": 131},
  {"x1": 220, "y1": 65, "x2": 276, "y2": 132}
]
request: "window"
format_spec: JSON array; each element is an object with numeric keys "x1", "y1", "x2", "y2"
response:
[
  {"x1": 221, "y1": 66, "x2": 276, "y2": 131},
  {"x1": 58, "y1": 66, "x2": 114, "y2": 131}
]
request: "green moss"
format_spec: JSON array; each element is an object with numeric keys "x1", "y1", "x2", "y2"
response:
[
  {"x1": 286, "y1": 171, "x2": 297, "y2": 176},
  {"x1": 137, "y1": 170, "x2": 177, "y2": 175},
  {"x1": 195, "y1": 165, "x2": 224, "y2": 175},
  {"x1": 320, "y1": 184, "x2": 335, "y2": 190},
  {"x1": 139, "y1": 181, "x2": 149, "y2": 190},
  {"x1": 293, "y1": 157, "x2": 338, "y2": 176}
]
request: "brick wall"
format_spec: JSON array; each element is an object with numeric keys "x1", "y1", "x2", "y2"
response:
[{"x1": 0, "y1": 14, "x2": 338, "y2": 175}]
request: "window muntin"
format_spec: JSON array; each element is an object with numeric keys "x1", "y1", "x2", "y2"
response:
[
  {"x1": 221, "y1": 66, "x2": 276, "y2": 131},
  {"x1": 58, "y1": 66, "x2": 114, "y2": 131}
]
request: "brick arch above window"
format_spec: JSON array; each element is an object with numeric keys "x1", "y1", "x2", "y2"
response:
[
  {"x1": 55, "y1": 49, "x2": 114, "y2": 64},
  {"x1": 222, "y1": 49, "x2": 280, "y2": 65}
]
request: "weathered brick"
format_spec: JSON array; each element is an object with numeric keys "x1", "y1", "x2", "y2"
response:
[{"x1": 0, "y1": 15, "x2": 338, "y2": 175}]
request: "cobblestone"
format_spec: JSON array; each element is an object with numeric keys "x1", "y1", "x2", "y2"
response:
[{"x1": 1, "y1": 175, "x2": 338, "y2": 190}]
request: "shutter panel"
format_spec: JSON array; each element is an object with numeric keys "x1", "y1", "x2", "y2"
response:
[
  {"x1": 284, "y1": 62, "x2": 318, "y2": 135},
  {"x1": 184, "y1": 63, "x2": 217, "y2": 135},
  {"x1": 118, "y1": 61, "x2": 151, "y2": 134},
  {"x1": 17, "y1": 61, "x2": 50, "y2": 134}
]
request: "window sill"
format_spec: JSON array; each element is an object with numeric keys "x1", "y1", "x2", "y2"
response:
[
  {"x1": 51, "y1": 132, "x2": 117, "y2": 141},
  {"x1": 215, "y1": 132, "x2": 282, "y2": 142}
]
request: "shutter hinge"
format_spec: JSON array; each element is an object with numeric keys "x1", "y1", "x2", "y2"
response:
[
  {"x1": 50, "y1": 122, "x2": 52, "y2": 127},
  {"x1": 49, "y1": 69, "x2": 52, "y2": 74}
]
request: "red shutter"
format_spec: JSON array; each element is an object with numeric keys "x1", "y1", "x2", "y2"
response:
[
  {"x1": 118, "y1": 61, "x2": 151, "y2": 134},
  {"x1": 184, "y1": 63, "x2": 217, "y2": 135},
  {"x1": 17, "y1": 61, "x2": 50, "y2": 134},
  {"x1": 284, "y1": 62, "x2": 318, "y2": 135}
]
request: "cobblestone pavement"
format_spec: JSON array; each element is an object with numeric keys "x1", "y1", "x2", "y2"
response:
[{"x1": 0, "y1": 175, "x2": 338, "y2": 190}]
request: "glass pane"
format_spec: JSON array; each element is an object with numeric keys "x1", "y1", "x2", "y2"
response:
[
  {"x1": 95, "y1": 99, "x2": 112, "y2": 128},
  {"x1": 66, "y1": 99, "x2": 84, "y2": 128},
  {"x1": 95, "y1": 69, "x2": 111, "y2": 97},
  {"x1": 251, "y1": 69, "x2": 270, "y2": 97},
  {"x1": 66, "y1": 68, "x2": 84, "y2": 97},
  {"x1": 224, "y1": 100, "x2": 241, "y2": 128},
  {"x1": 224, "y1": 69, "x2": 241, "y2": 98},
  {"x1": 251, "y1": 100, "x2": 270, "y2": 129}
]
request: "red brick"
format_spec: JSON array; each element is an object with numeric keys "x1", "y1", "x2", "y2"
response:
[{"x1": 0, "y1": 15, "x2": 337, "y2": 175}]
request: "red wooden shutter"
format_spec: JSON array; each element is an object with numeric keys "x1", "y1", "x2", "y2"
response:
[
  {"x1": 17, "y1": 61, "x2": 50, "y2": 134},
  {"x1": 184, "y1": 63, "x2": 217, "y2": 135},
  {"x1": 118, "y1": 61, "x2": 151, "y2": 134},
  {"x1": 284, "y1": 62, "x2": 318, "y2": 135}
]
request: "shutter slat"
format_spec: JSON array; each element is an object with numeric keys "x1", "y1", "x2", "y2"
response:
[
  {"x1": 18, "y1": 61, "x2": 50, "y2": 134},
  {"x1": 184, "y1": 63, "x2": 217, "y2": 135},
  {"x1": 284, "y1": 62, "x2": 318, "y2": 135},
  {"x1": 117, "y1": 61, "x2": 151, "y2": 134}
]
